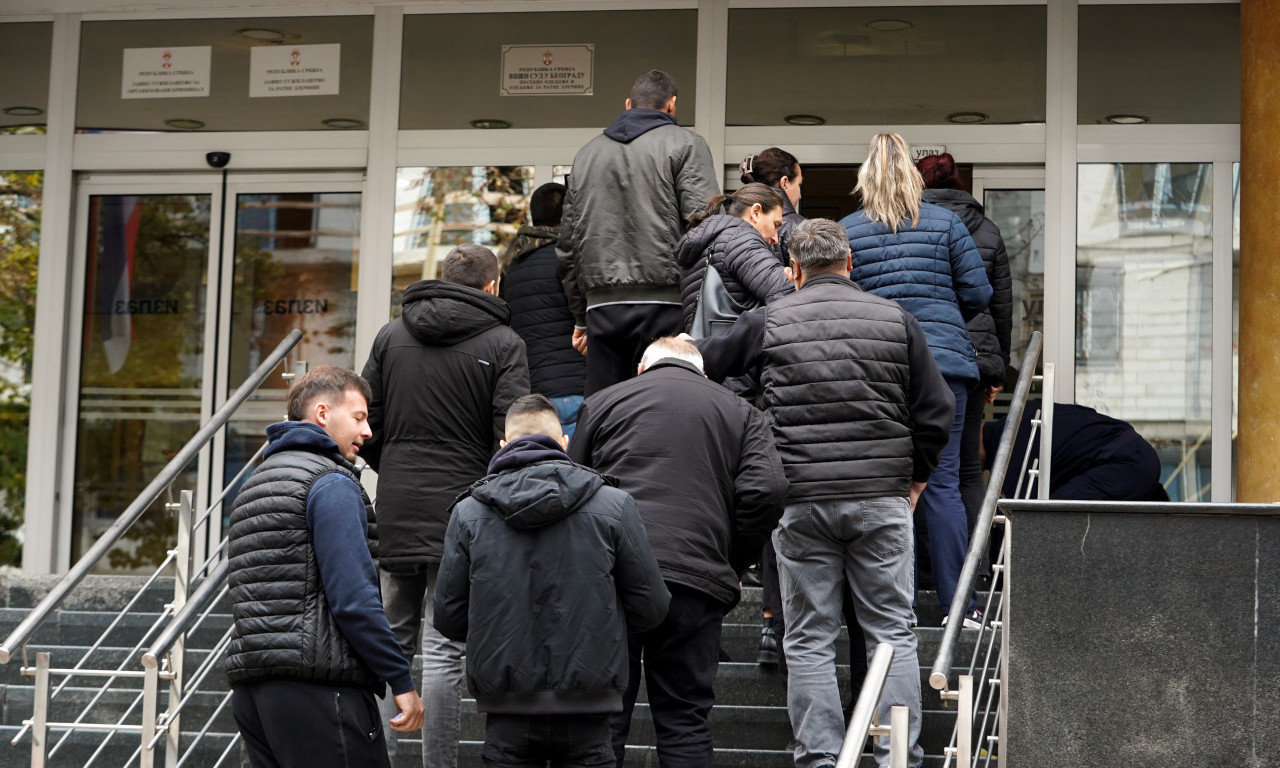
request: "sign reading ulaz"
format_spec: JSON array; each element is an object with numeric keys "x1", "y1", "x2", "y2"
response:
[
  {"x1": 122, "y1": 46, "x2": 212, "y2": 99},
  {"x1": 500, "y1": 45, "x2": 594, "y2": 96}
]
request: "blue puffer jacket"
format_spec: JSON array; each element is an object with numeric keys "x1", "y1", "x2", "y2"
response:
[{"x1": 841, "y1": 202, "x2": 992, "y2": 381}]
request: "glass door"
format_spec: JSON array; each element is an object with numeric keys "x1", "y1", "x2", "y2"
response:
[{"x1": 65, "y1": 173, "x2": 362, "y2": 572}]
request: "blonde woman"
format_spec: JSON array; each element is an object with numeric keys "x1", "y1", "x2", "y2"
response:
[{"x1": 840, "y1": 133, "x2": 992, "y2": 628}]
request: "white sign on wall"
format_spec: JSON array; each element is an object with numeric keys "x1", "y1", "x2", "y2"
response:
[
  {"x1": 250, "y1": 44, "x2": 341, "y2": 98},
  {"x1": 912, "y1": 145, "x2": 948, "y2": 162},
  {"x1": 121, "y1": 46, "x2": 211, "y2": 99},
  {"x1": 500, "y1": 44, "x2": 594, "y2": 96}
]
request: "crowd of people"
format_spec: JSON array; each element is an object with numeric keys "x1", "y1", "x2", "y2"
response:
[{"x1": 221, "y1": 67, "x2": 1159, "y2": 768}]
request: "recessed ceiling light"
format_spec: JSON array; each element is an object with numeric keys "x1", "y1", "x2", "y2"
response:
[
  {"x1": 322, "y1": 118, "x2": 365, "y2": 130},
  {"x1": 2, "y1": 106, "x2": 44, "y2": 117},
  {"x1": 1105, "y1": 114, "x2": 1149, "y2": 125},
  {"x1": 947, "y1": 112, "x2": 989, "y2": 124},
  {"x1": 866, "y1": 19, "x2": 913, "y2": 32},
  {"x1": 784, "y1": 114, "x2": 826, "y2": 126},
  {"x1": 236, "y1": 28, "x2": 287, "y2": 43},
  {"x1": 470, "y1": 119, "x2": 512, "y2": 130},
  {"x1": 164, "y1": 118, "x2": 205, "y2": 130}
]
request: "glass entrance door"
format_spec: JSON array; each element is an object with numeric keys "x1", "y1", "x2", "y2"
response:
[{"x1": 66, "y1": 173, "x2": 362, "y2": 572}]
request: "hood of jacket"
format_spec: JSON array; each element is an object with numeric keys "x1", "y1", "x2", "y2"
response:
[
  {"x1": 602, "y1": 107, "x2": 678, "y2": 143},
  {"x1": 922, "y1": 188, "x2": 985, "y2": 233},
  {"x1": 472, "y1": 435, "x2": 607, "y2": 530},
  {"x1": 400, "y1": 279, "x2": 511, "y2": 346},
  {"x1": 263, "y1": 421, "x2": 353, "y2": 468},
  {"x1": 673, "y1": 214, "x2": 761, "y2": 268},
  {"x1": 507, "y1": 225, "x2": 560, "y2": 263}
]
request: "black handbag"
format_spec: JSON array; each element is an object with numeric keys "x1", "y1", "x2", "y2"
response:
[{"x1": 691, "y1": 261, "x2": 754, "y2": 339}]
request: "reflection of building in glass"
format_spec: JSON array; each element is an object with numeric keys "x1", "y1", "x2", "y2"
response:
[
  {"x1": 986, "y1": 189, "x2": 1045, "y2": 368},
  {"x1": 1077, "y1": 163, "x2": 1214, "y2": 500},
  {"x1": 391, "y1": 166, "x2": 534, "y2": 315}
]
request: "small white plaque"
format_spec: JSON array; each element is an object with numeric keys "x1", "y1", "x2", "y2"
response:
[
  {"x1": 121, "y1": 46, "x2": 211, "y2": 99},
  {"x1": 912, "y1": 145, "x2": 948, "y2": 162},
  {"x1": 500, "y1": 44, "x2": 594, "y2": 96},
  {"x1": 250, "y1": 44, "x2": 341, "y2": 98}
]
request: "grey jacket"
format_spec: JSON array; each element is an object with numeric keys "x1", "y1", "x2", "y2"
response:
[{"x1": 557, "y1": 108, "x2": 720, "y2": 325}]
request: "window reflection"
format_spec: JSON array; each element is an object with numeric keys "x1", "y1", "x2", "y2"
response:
[
  {"x1": 1077, "y1": 163, "x2": 1213, "y2": 501},
  {"x1": 984, "y1": 189, "x2": 1045, "y2": 380},
  {"x1": 391, "y1": 166, "x2": 534, "y2": 315}
]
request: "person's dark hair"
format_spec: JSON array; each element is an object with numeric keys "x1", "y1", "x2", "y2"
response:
[
  {"x1": 441, "y1": 244, "x2": 499, "y2": 290},
  {"x1": 287, "y1": 365, "x2": 371, "y2": 422},
  {"x1": 740, "y1": 147, "x2": 799, "y2": 188},
  {"x1": 529, "y1": 182, "x2": 566, "y2": 227},
  {"x1": 917, "y1": 152, "x2": 962, "y2": 190},
  {"x1": 788, "y1": 218, "x2": 849, "y2": 272},
  {"x1": 504, "y1": 393, "x2": 563, "y2": 441},
  {"x1": 629, "y1": 69, "x2": 678, "y2": 110},
  {"x1": 689, "y1": 182, "x2": 782, "y2": 228}
]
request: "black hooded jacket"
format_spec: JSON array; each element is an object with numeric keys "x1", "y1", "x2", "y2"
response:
[
  {"x1": 362, "y1": 280, "x2": 530, "y2": 568},
  {"x1": 922, "y1": 188, "x2": 1013, "y2": 386},
  {"x1": 674, "y1": 214, "x2": 793, "y2": 333},
  {"x1": 433, "y1": 435, "x2": 670, "y2": 715}
]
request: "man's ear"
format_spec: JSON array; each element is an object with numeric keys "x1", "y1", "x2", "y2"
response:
[
  {"x1": 558, "y1": 433, "x2": 570, "y2": 451},
  {"x1": 625, "y1": 97, "x2": 633, "y2": 110},
  {"x1": 636, "y1": 362, "x2": 646, "y2": 375},
  {"x1": 314, "y1": 401, "x2": 330, "y2": 427},
  {"x1": 499, "y1": 438, "x2": 507, "y2": 449},
  {"x1": 664, "y1": 95, "x2": 677, "y2": 115},
  {"x1": 484, "y1": 278, "x2": 500, "y2": 296}
]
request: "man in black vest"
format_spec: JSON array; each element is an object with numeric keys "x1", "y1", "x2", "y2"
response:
[
  {"x1": 226, "y1": 365, "x2": 424, "y2": 768},
  {"x1": 570, "y1": 337, "x2": 788, "y2": 768},
  {"x1": 695, "y1": 219, "x2": 954, "y2": 768}
]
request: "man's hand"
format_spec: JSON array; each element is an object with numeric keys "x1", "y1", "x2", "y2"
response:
[
  {"x1": 572, "y1": 327, "x2": 589, "y2": 356},
  {"x1": 909, "y1": 481, "x2": 926, "y2": 511},
  {"x1": 985, "y1": 385, "x2": 1003, "y2": 406},
  {"x1": 389, "y1": 690, "x2": 425, "y2": 732}
]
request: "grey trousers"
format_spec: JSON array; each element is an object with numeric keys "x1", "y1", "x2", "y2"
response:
[{"x1": 774, "y1": 497, "x2": 923, "y2": 768}]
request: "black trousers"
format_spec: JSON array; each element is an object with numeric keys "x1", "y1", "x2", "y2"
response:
[
  {"x1": 483, "y1": 713, "x2": 614, "y2": 767},
  {"x1": 611, "y1": 584, "x2": 723, "y2": 768},
  {"x1": 583, "y1": 303, "x2": 684, "y2": 395},
  {"x1": 232, "y1": 679, "x2": 389, "y2": 768},
  {"x1": 957, "y1": 381, "x2": 991, "y2": 570}
]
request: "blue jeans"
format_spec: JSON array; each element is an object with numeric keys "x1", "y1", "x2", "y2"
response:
[
  {"x1": 550, "y1": 394, "x2": 584, "y2": 444},
  {"x1": 916, "y1": 378, "x2": 975, "y2": 618},
  {"x1": 378, "y1": 564, "x2": 465, "y2": 768},
  {"x1": 775, "y1": 498, "x2": 923, "y2": 768}
]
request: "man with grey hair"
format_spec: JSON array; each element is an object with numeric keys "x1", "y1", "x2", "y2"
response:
[
  {"x1": 695, "y1": 218, "x2": 954, "y2": 768},
  {"x1": 570, "y1": 336, "x2": 787, "y2": 768}
]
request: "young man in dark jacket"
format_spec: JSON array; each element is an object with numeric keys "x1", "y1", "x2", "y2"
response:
[
  {"x1": 694, "y1": 219, "x2": 954, "y2": 768},
  {"x1": 361, "y1": 244, "x2": 529, "y2": 767},
  {"x1": 433, "y1": 394, "x2": 670, "y2": 766},
  {"x1": 226, "y1": 365, "x2": 424, "y2": 768},
  {"x1": 557, "y1": 69, "x2": 721, "y2": 395},
  {"x1": 501, "y1": 183, "x2": 587, "y2": 440},
  {"x1": 570, "y1": 337, "x2": 788, "y2": 768}
]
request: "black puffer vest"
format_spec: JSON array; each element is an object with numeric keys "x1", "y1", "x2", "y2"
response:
[
  {"x1": 761, "y1": 274, "x2": 915, "y2": 502},
  {"x1": 224, "y1": 449, "x2": 380, "y2": 690}
]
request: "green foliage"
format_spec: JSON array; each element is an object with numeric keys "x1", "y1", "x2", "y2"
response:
[{"x1": 0, "y1": 170, "x2": 41, "y2": 567}]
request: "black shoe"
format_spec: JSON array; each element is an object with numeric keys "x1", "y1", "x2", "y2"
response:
[{"x1": 757, "y1": 618, "x2": 781, "y2": 666}]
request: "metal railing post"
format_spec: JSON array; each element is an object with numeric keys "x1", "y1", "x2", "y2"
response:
[
  {"x1": 957, "y1": 674, "x2": 973, "y2": 768},
  {"x1": 29, "y1": 652, "x2": 49, "y2": 768},
  {"x1": 141, "y1": 663, "x2": 159, "y2": 768},
  {"x1": 888, "y1": 705, "x2": 909, "y2": 768},
  {"x1": 165, "y1": 489, "x2": 195, "y2": 768},
  {"x1": 1038, "y1": 363, "x2": 1055, "y2": 500}
]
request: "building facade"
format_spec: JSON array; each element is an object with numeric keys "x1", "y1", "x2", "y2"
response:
[{"x1": 0, "y1": 0, "x2": 1244, "y2": 574}]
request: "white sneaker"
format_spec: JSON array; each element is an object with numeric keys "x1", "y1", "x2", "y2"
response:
[{"x1": 942, "y1": 609, "x2": 984, "y2": 630}]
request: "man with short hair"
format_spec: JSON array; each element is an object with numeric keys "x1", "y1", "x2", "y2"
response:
[
  {"x1": 695, "y1": 218, "x2": 954, "y2": 768},
  {"x1": 362, "y1": 244, "x2": 530, "y2": 768},
  {"x1": 558, "y1": 69, "x2": 721, "y2": 394},
  {"x1": 501, "y1": 183, "x2": 588, "y2": 440},
  {"x1": 433, "y1": 393, "x2": 670, "y2": 767},
  {"x1": 571, "y1": 337, "x2": 788, "y2": 768},
  {"x1": 227, "y1": 365, "x2": 424, "y2": 768}
]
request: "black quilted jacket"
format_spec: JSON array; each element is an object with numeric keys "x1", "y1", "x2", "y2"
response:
[{"x1": 674, "y1": 214, "x2": 792, "y2": 333}]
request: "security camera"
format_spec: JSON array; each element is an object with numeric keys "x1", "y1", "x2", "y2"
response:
[{"x1": 206, "y1": 151, "x2": 231, "y2": 169}]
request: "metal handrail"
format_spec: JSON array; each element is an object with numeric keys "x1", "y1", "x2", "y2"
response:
[
  {"x1": 143, "y1": 559, "x2": 228, "y2": 669},
  {"x1": 837, "y1": 642, "x2": 895, "y2": 768},
  {"x1": 0, "y1": 328, "x2": 302, "y2": 665},
  {"x1": 929, "y1": 330, "x2": 1042, "y2": 692}
]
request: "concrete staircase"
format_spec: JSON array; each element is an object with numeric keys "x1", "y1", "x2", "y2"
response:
[{"x1": 0, "y1": 574, "x2": 978, "y2": 767}]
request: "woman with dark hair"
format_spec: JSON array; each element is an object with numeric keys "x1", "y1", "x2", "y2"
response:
[
  {"x1": 841, "y1": 133, "x2": 992, "y2": 629},
  {"x1": 917, "y1": 153, "x2": 1013, "y2": 559},
  {"x1": 674, "y1": 182, "x2": 792, "y2": 334},
  {"x1": 740, "y1": 147, "x2": 805, "y2": 265}
]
